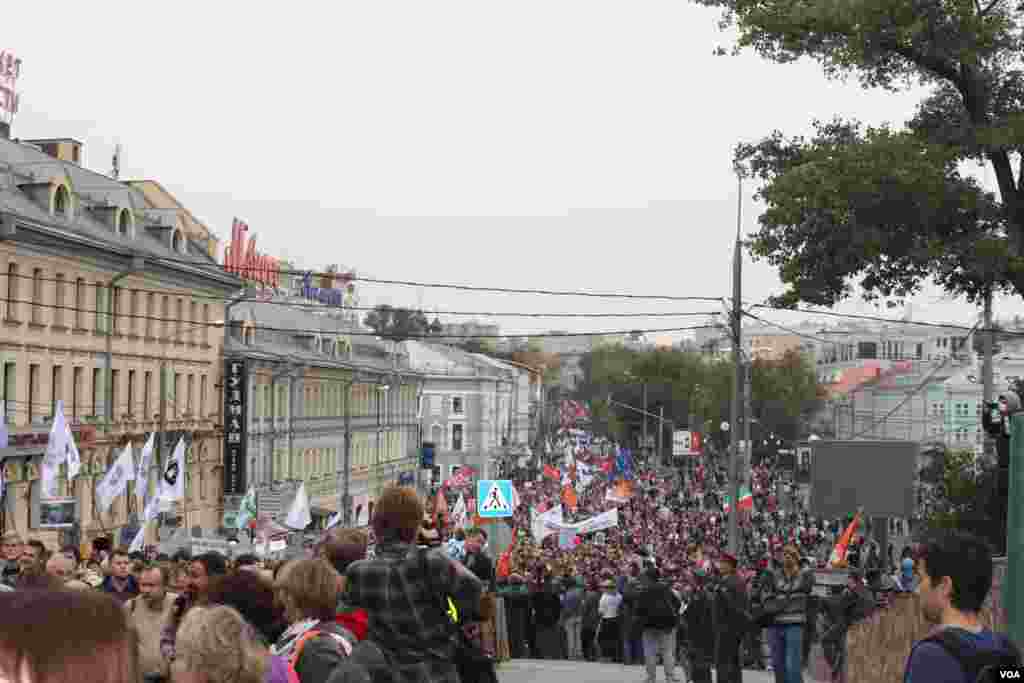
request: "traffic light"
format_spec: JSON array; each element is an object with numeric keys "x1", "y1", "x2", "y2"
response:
[
  {"x1": 983, "y1": 394, "x2": 1020, "y2": 469},
  {"x1": 420, "y1": 442, "x2": 435, "y2": 469}
]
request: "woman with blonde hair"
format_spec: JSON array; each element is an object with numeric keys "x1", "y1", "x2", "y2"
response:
[
  {"x1": 271, "y1": 558, "x2": 355, "y2": 682},
  {"x1": 172, "y1": 605, "x2": 268, "y2": 683}
]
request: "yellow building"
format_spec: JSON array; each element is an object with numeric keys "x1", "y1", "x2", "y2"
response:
[
  {"x1": 0, "y1": 133, "x2": 240, "y2": 550},
  {"x1": 228, "y1": 301, "x2": 422, "y2": 528}
]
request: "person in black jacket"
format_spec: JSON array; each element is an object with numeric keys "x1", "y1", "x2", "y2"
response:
[
  {"x1": 684, "y1": 570, "x2": 714, "y2": 683},
  {"x1": 532, "y1": 574, "x2": 564, "y2": 659},
  {"x1": 821, "y1": 568, "x2": 876, "y2": 674},
  {"x1": 713, "y1": 552, "x2": 749, "y2": 683}
]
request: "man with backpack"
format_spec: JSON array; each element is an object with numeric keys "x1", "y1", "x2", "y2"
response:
[
  {"x1": 635, "y1": 564, "x2": 682, "y2": 683},
  {"x1": 904, "y1": 530, "x2": 1021, "y2": 683}
]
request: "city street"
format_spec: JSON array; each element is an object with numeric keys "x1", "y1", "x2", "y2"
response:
[{"x1": 497, "y1": 659, "x2": 827, "y2": 683}]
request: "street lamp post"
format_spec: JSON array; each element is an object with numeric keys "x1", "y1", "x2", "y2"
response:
[{"x1": 104, "y1": 256, "x2": 144, "y2": 432}]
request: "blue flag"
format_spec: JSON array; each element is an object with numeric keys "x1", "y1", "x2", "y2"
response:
[{"x1": 615, "y1": 448, "x2": 634, "y2": 480}]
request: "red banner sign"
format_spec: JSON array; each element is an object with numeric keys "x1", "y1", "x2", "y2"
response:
[{"x1": 223, "y1": 218, "x2": 280, "y2": 288}]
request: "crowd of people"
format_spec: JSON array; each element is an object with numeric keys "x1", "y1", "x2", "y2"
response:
[{"x1": 0, "y1": 425, "x2": 1019, "y2": 683}]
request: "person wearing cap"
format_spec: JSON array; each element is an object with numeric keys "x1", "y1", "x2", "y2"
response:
[
  {"x1": 684, "y1": 557, "x2": 714, "y2": 683},
  {"x1": 713, "y1": 551, "x2": 748, "y2": 683}
]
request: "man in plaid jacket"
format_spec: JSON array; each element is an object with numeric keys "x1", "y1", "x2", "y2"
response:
[{"x1": 345, "y1": 485, "x2": 484, "y2": 683}]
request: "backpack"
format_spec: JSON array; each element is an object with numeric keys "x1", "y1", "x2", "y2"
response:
[
  {"x1": 920, "y1": 628, "x2": 1022, "y2": 683},
  {"x1": 641, "y1": 582, "x2": 679, "y2": 630},
  {"x1": 286, "y1": 626, "x2": 352, "y2": 683}
]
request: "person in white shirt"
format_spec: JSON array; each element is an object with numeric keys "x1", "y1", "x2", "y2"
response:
[{"x1": 597, "y1": 579, "x2": 624, "y2": 663}]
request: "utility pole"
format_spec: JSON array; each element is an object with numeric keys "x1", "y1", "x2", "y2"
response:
[
  {"x1": 642, "y1": 383, "x2": 648, "y2": 461},
  {"x1": 728, "y1": 172, "x2": 743, "y2": 555},
  {"x1": 983, "y1": 288, "x2": 995, "y2": 460},
  {"x1": 342, "y1": 379, "x2": 353, "y2": 526},
  {"x1": 658, "y1": 405, "x2": 665, "y2": 468},
  {"x1": 744, "y1": 358, "x2": 752, "y2": 482}
]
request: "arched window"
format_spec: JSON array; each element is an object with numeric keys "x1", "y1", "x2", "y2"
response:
[
  {"x1": 53, "y1": 184, "x2": 71, "y2": 219},
  {"x1": 172, "y1": 229, "x2": 184, "y2": 254},
  {"x1": 117, "y1": 209, "x2": 131, "y2": 237}
]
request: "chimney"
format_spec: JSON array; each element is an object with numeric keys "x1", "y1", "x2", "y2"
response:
[{"x1": 24, "y1": 138, "x2": 83, "y2": 165}]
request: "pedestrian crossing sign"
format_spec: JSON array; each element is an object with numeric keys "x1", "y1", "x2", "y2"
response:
[{"x1": 476, "y1": 480, "x2": 514, "y2": 518}]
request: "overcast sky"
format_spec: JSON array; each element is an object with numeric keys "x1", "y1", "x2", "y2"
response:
[{"x1": 8, "y1": 1, "x2": 1023, "y2": 340}]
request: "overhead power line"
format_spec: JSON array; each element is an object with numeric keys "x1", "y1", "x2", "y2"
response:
[
  {"x1": 0, "y1": 296, "x2": 716, "y2": 339},
  {"x1": 2, "y1": 270, "x2": 720, "y2": 317},
  {"x1": 846, "y1": 320, "x2": 983, "y2": 440},
  {"x1": 144, "y1": 258, "x2": 725, "y2": 301}
]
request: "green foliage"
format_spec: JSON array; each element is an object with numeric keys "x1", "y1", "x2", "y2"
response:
[
  {"x1": 918, "y1": 448, "x2": 1000, "y2": 546},
  {"x1": 697, "y1": 0, "x2": 1024, "y2": 306},
  {"x1": 575, "y1": 345, "x2": 822, "y2": 444},
  {"x1": 363, "y1": 305, "x2": 439, "y2": 342}
]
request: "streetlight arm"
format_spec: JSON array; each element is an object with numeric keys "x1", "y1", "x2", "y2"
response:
[{"x1": 606, "y1": 396, "x2": 675, "y2": 425}]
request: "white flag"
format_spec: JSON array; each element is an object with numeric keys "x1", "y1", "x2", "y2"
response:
[
  {"x1": 128, "y1": 524, "x2": 145, "y2": 553},
  {"x1": 41, "y1": 401, "x2": 68, "y2": 498},
  {"x1": 64, "y1": 421, "x2": 81, "y2": 480},
  {"x1": 325, "y1": 512, "x2": 342, "y2": 531},
  {"x1": 159, "y1": 438, "x2": 186, "y2": 502},
  {"x1": 142, "y1": 490, "x2": 161, "y2": 522},
  {"x1": 451, "y1": 494, "x2": 468, "y2": 529},
  {"x1": 284, "y1": 483, "x2": 312, "y2": 530},
  {"x1": 95, "y1": 443, "x2": 135, "y2": 515},
  {"x1": 510, "y1": 485, "x2": 521, "y2": 511},
  {"x1": 137, "y1": 433, "x2": 155, "y2": 487}
]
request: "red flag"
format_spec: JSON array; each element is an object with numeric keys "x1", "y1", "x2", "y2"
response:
[
  {"x1": 562, "y1": 484, "x2": 578, "y2": 512},
  {"x1": 543, "y1": 464, "x2": 561, "y2": 481},
  {"x1": 829, "y1": 510, "x2": 862, "y2": 567}
]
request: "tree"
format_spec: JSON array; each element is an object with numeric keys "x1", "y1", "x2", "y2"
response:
[
  {"x1": 574, "y1": 345, "x2": 821, "y2": 449},
  {"x1": 918, "y1": 448, "x2": 1002, "y2": 549},
  {"x1": 696, "y1": 0, "x2": 1024, "y2": 306},
  {"x1": 363, "y1": 304, "x2": 437, "y2": 342}
]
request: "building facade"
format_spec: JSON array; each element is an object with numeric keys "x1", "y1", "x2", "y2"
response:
[
  {"x1": 0, "y1": 132, "x2": 239, "y2": 549},
  {"x1": 228, "y1": 299, "x2": 422, "y2": 529},
  {"x1": 405, "y1": 342, "x2": 534, "y2": 487}
]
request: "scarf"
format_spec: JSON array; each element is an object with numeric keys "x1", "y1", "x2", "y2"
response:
[{"x1": 271, "y1": 618, "x2": 320, "y2": 659}]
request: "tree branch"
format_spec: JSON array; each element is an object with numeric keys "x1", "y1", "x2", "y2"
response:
[
  {"x1": 881, "y1": 39, "x2": 964, "y2": 88},
  {"x1": 979, "y1": 0, "x2": 1004, "y2": 16}
]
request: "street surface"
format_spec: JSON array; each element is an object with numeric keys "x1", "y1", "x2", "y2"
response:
[{"x1": 497, "y1": 659, "x2": 828, "y2": 683}]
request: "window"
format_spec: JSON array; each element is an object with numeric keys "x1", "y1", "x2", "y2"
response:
[
  {"x1": 187, "y1": 374, "x2": 194, "y2": 415},
  {"x1": 28, "y1": 363, "x2": 38, "y2": 424},
  {"x1": 117, "y1": 209, "x2": 130, "y2": 236},
  {"x1": 172, "y1": 229, "x2": 184, "y2": 254},
  {"x1": 176, "y1": 298, "x2": 184, "y2": 342},
  {"x1": 6, "y1": 262, "x2": 18, "y2": 320},
  {"x1": 161, "y1": 296, "x2": 169, "y2": 338},
  {"x1": 111, "y1": 370, "x2": 119, "y2": 421},
  {"x1": 53, "y1": 184, "x2": 70, "y2": 218},
  {"x1": 111, "y1": 286, "x2": 121, "y2": 334},
  {"x1": 130, "y1": 291, "x2": 139, "y2": 335},
  {"x1": 452, "y1": 423, "x2": 464, "y2": 451},
  {"x1": 146, "y1": 293, "x2": 155, "y2": 337},
  {"x1": 72, "y1": 367, "x2": 82, "y2": 422},
  {"x1": 74, "y1": 278, "x2": 85, "y2": 328},
  {"x1": 202, "y1": 304, "x2": 210, "y2": 345},
  {"x1": 94, "y1": 283, "x2": 106, "y2": 332},
  {"x1": 127, "y1": 370, "x2": 135, "y2": 418},
  {"x1": 1, "y1": 362, "x2": 13, "y2": 424},
  {"x1": 92, "y1": 368, "x2": 101, "y2": 418},
  {"x1": 190, "y1": 302, "x2": 198, "y2": 343},
  {"x1": 51, "y1": 365, "x2": 61, "y2": 417},
  {"x1": 143, "y1": 371, "x2": 152, "y2": 420},
  {"x1": 30, "y1": 268, "x2": 42, "y2": 324},
  {"x1": 173, "y1": 373, "x2": 181, "y2": 417},
  {"x1": 451, "y1": 396, "x2": 464, "y2": 415},
  {"x1": 54, "y1": 274, "x2": 65, "y2": 327},
  {"x1": 200, "y1": 375, "x2": 207, "y2": 419},
  {"x1": 417, "y1": 395, "x2": 423, "y2": 418}
]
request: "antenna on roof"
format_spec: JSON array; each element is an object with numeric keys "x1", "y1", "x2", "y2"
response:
[{"x1": 111, "y1": 143, "x2": 121, "y2": 180}]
